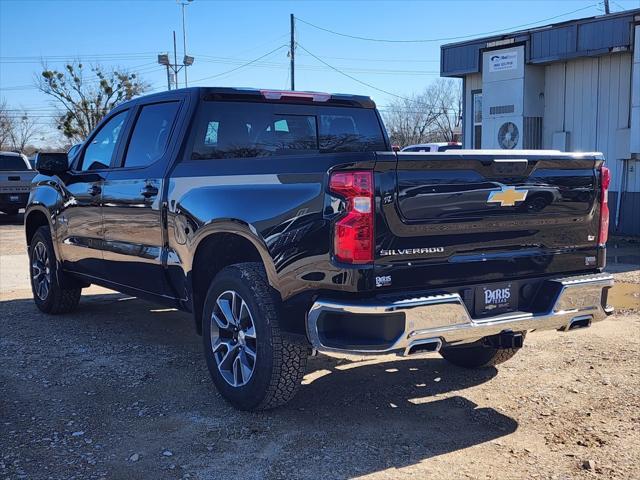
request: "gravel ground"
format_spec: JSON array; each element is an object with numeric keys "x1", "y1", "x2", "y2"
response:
[{"x1": 1, "y1": 216, "x2": 639, "y2": 480}]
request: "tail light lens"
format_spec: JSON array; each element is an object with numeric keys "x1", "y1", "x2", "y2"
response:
[
  {"x1": 598, "y1": 166, "x2": 610, "y2": 245},
  {"x1": 329, "y1": 170, "x2": 374, "y2": 264}
]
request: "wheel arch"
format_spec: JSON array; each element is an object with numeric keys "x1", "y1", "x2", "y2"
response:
[
  {"x1": 25, "y1": 207, "x2": 52, "y2": 246},
  {"x1": 189, "y1": 223, "x2": 279, "y2": 335}
]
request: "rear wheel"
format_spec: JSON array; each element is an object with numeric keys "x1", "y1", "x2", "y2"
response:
[
  {"x1": 29, "y1": 226, "x2": 81, "y2": 314},
  {"x1": 440, "y1": 342, "x2": 521, "y2": 368},
  {"x1": 202, "y1": 262, "x2": 308, "y2": 411}
]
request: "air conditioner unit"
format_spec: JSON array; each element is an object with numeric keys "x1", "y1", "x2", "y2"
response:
[{"x1": 481, "y1": 46, "x2": 544, "y2": 150}]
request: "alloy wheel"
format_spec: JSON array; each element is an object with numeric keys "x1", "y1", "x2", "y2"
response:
[
  {"x1": 32, "y1": 241, "x2": 51, "y2": 300},
  {"x1": 210, "y1": 290, "x2": 257, "y2": 387}
]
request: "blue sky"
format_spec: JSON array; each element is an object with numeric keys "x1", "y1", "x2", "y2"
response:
[{"x1": 1, "y1": 0, "x2": 639, "y2": 144}]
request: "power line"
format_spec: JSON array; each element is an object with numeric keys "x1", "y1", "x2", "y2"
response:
[
  {"x1": 189, "y1": 44, "x2": 288, "y2": 84},
  {"x1": 295, "y1": 52, "x2": 440, "y2": 63},
  {"x1": 0, "y1": 63, "x2": 163, "y2": 91},
  {"x1": 296, "y1": 43, "x2": 439, "y2": 106},
  {"x1": 295, "y1": 3, "x2": 599, "y2": 43}
]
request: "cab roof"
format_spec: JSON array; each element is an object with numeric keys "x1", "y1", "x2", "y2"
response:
[{"x1": 120, "y1": 87, "x2": 377, "y2": 109}]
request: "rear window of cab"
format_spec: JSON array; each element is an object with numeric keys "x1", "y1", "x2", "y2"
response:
[
  {"x1": 191, "y1": 101, "x2": 386, "y2": 159},
  {"x1": 0, "y1": 154, "x2": 30, "y2": 171}
]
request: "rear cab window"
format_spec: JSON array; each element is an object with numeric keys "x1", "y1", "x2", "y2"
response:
[
  {"x1": 437, "y1": 145, "x2": 462, "y2": 152},
  {"x1": 191, "y1": 101, "x2": 386, "y2": 160},
  {"x1": 0, "y1": 154, "x2": 30, "y2": 171}
]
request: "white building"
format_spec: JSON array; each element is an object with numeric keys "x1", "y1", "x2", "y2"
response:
[{"x1": 441, "y1": 9, "x2": 640, "y2": 235}]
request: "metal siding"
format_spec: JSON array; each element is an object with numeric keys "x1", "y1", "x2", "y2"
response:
[
  {"x1": 531, "y1": 26, "x2": 577, "y2": 62},
  {"x1": 442, "y1": 10, "x2": 639, "y2": 77},
  {"x1": 564, "y1": 57, "x2": 599, "y2": 153},
  {"x1": 578, "y1": 17, "x2": 632, "y2": 52},
  {"x1": 543, "y1": 63, "x2": 566, "y2": 149},
  {"x1": 618, "y1": 191, "x2": 640, "y2": 235},
  {"x1": 441, "y1": 43, "x2": 482, "y2": 76},
  {"x1": 595, "y1": 53, "x2": 632, "y2": 205}
]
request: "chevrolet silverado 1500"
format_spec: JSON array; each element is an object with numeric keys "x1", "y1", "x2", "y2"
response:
[
  {"x1": 1, "y1": 151, "x2": 35, "y2": 215},
  {"x1": 25, "y1": 87, "x2": 613, "y2": 410}
]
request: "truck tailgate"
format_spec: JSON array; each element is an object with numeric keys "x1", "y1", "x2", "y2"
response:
[
  {"x1": 0, "y1": 171, "x2": 35, "y2": 197},
  {"x1": 374, "y1": 151, "x2": 606, "y2": 292}
]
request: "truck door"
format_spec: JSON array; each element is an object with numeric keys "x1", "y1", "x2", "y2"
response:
[
  {"x1": 59, "y1": 109, "x2": 130, "y2": 279},
  {"x1": 100, "y1": 100, "x2": 182, "y2": 297}
]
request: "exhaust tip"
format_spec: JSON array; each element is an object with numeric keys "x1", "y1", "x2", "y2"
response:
[
  {"x1": 563, "y1": 315, "x2": 592, "y2": 331},
  {"x1": 405, "y1": 338, "x2": 442, "y2": 356}
]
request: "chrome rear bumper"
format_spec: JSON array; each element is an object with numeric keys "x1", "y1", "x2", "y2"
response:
[{"x1": 306, "y1": 273, "x2": 614, "y2": 355}]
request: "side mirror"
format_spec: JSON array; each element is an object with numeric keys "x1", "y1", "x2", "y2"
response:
[
  {"x1": 35, "y1": 152, "x2": 69, "y2": 175},
  {"x1": 392, "y1": 144, "x2": 401, "y2": 152}
]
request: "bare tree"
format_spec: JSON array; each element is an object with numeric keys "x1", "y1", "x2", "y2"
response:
[
  {"x1": 431, "y1": 79, "x2": 462, "y2": 142},
  {"x1": 382, "y1": 79, "x2": 462, "y2": 147},
  {"x1": 37, "y1": 62, "x2": 149, "y2": 143},
  {"x1": 0, "y1": 100, "x2": 14, "y2": 150},
  {"x1": 0, "y1": 101, "x2": 41, "y2": 153},
  {"x1": 8, "y1": 112, "x2": 41, "y2": 153}
]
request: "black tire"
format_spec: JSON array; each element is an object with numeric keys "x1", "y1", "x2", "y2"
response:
[
  {"x1": 202, "y1": 262, "x2": 308, "y2": 411},
  {"x1": 440, "y1": 343, "x2": 520, "y2": 369},
  {"x1": 29, "y1": 226, "x2": 81, "y2": 314}
]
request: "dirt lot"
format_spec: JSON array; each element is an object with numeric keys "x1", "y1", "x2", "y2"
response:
[{"x1": 1, "y1": 215, "x2": 639, "y2": 480}]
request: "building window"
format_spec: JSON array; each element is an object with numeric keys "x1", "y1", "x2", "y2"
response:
[{"x1": 472, "y1": 91, "x2": 482, "y2": 149}]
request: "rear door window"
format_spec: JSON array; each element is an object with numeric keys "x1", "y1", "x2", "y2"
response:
[
  {"x1": 191, "y1": 102, "x2": 386, "y2": 160},
  {"x1": 123, "y1": 102, "x2": 179, "y2": 168}
]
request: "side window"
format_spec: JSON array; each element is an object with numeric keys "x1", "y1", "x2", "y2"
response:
[
  {"x1": 123, "y1": 102, "x2": 180, "y2": 168},
  {"x1": 79, "y1": 111, "x2": 128, "y2": 171}
]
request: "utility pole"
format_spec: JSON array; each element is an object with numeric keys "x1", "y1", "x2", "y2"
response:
[
  {"x1": 157, "y1": 15, "x2": 195, "y2": 91},
  {"x1": 158, "y1": 53, "x2": 172, "y2": 90},
  {"x1": 179, "y1": 0, "x2": 193, "y2": 87},
  {"x1": 290, "y1": 13, "x2": 295, "y2": 91},
  {"x1": 604, "y1": 0, "x2": 610, "y2": 14},
  {"x1": 173, "y1": 30, "x2": 179, "y2": 89}
]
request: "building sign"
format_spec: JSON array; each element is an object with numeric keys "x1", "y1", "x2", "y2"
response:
[{"x1": 489, "y1": 51, "x2": 518, "y2": 72}]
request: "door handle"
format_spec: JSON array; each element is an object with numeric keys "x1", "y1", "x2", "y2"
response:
[
  {"x1": 140, "y1": 184, "x2": 159, "y2": 198},
  {"x1": 88, "y1": 185, "x2": 101, "y2": 196}
]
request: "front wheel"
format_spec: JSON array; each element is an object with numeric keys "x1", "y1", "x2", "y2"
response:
[
  {"x1": 202, "y1": 263, "x2": 308, "y2": 411},
  {"x1": 29, "y1": 226, "x2": 81, "y2": 314}
]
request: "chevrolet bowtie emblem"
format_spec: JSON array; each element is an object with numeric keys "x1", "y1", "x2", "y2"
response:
[{"x1": 487, "y1": 186, "x2": 528, "y2": 207}]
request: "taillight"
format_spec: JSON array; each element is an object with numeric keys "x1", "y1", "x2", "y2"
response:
[
  {"x1": 598, "y1": 166, "x2": 610, "y2": 245},
  {"x1": 329, "y1": 170, "x2": 374, "y2": 264}
]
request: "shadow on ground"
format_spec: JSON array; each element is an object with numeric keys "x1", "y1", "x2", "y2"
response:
[{"x1": 1, "y1": 292, "x2": 518, "y2": 479}]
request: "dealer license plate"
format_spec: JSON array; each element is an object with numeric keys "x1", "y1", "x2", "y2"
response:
[{"x1": 475, "y1": 283, "x2": 518, "y2": 316}]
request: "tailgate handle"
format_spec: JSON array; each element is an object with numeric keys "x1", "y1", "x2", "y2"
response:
[
  {"x1": 8, "y1": 176, "x2": 20, "y2": 181},
  {"x1": 492, "y1": 159, "x2": 528, "y2": 176}
]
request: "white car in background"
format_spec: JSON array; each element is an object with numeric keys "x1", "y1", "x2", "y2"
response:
[{"x1": 401, "y1": 142, "x2": 462, "y2": 152}]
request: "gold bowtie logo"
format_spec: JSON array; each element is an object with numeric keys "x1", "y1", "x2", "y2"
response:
[{"x1": 487, "y1": 186, "x2": 528, "y2": 207}]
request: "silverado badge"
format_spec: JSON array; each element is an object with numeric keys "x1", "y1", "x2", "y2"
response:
[{"x1": 487, "y1": 186, "x2": 528, "y2": 207}]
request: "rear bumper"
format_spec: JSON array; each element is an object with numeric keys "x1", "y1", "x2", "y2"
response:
[
  {"x1": 0, "y1": 192, "x2": 29, "y2": 209},
  {"x1": 306, "y1": 273, "x2": 614, "y2": 355}
]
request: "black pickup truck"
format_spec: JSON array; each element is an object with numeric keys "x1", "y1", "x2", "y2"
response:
[{"x1": 25, "y1": 87, "x2": 613, "y2": 410}]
